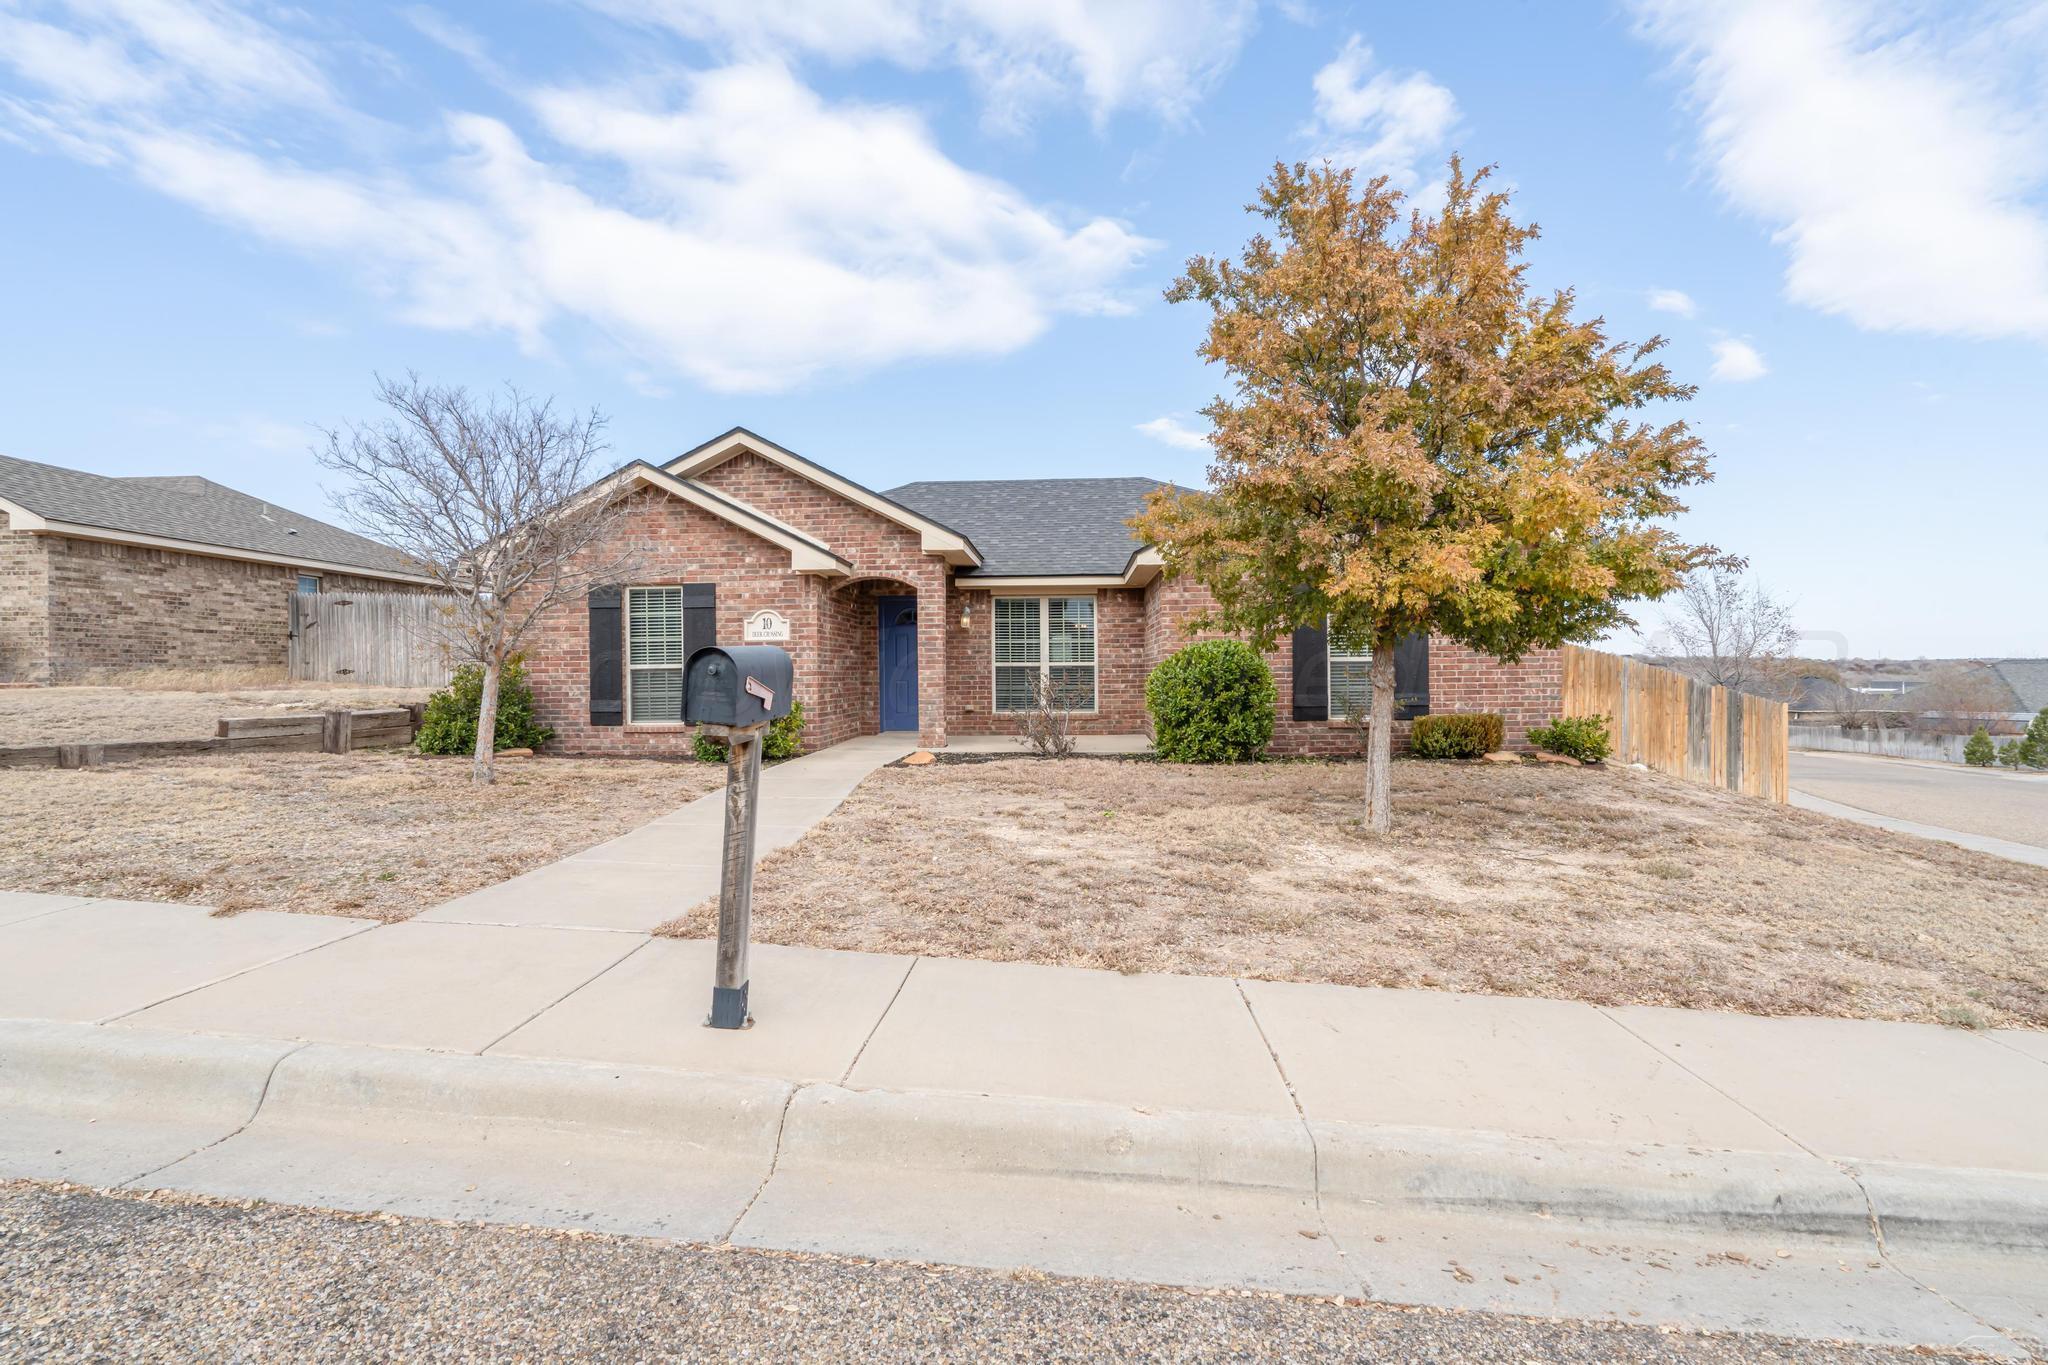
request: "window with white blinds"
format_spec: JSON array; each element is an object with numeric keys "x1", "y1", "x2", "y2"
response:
[
  {"x1": 993, "y1": 596, "x2": 1096, "y2": 712},
  {"x1": 627, "y1": 587, "x2": 685, "y2": 723},
  {"x1": 1328, "y1": 619, "x2": 1373, "y2": 722}
]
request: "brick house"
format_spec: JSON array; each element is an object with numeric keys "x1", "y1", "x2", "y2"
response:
[
  {"x1": 530, "y1": 428, "x2": 1566, "y2": 756},
  {"x1": 0, "y1": 453, "x2": 433, "y2": 684}
]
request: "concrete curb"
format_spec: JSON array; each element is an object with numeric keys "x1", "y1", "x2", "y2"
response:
[{"x1": 5, "y1": 1019, "x2": 2045, "y2": 1254}]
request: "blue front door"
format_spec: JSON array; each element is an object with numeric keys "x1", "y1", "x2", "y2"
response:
[{"x1": 878, "y1": 596, "x2": 919, "y2": 732}]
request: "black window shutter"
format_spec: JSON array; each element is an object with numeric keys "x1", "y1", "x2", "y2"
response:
[
  {"x1": 1393, "y1": 633, "x2": 1431, "y2": 719},
  {"x1": 588, "y1": 587, "x2": 623, "y2": 726},
  {"x1": 1291, "y1": 623, "x2": 1329, "y2": 722},
  {"x1": 683, "y1": 583, "x2": 717, "y2": 665}
]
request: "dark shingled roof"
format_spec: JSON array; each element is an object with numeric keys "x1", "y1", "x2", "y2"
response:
[
  {"x1": 882, "y1": 476, "x2": 1194, "y2": 577},
  {"x1": 1993, "y1": 659, "x2": 2048, "y2": 713},
  {"x1": 0, "y1": 452, "x2": 416, "y2": 578}
]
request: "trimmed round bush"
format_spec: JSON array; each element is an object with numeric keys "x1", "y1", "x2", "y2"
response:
[
  {"x1": 1410, "y1": 712, "x2": 1505, "y2": 759},
  {"x1": 1146, "y1": 640, "x2": 1276, "y2": 763},
  {"x1": 415, "y1": 654, "x2": 553, "y2": 755}
]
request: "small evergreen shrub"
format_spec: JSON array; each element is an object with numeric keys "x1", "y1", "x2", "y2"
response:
[
  {"x1": 1963, "y1": 726, "x2": 1996, "y2": 767},
  {"x1": 2023, "y1": 708, "x2": 2048, "y2": 768},
  {"x1": 1998, "y1": 738, "x2": 2027, "y2": 769},
  {"x1": 694, "y1": 699, "x2": 807, "y2": 763},
  {"x1": 1145, "y1": 640, "x2": 1276, "y2": 763},
  {"x1": 1528, "y1": 714, "x2": 1612, "y2": 763},
  {"x1": 415, "y1": 655, "x2": 552, "y2": 755},
  {"x1": 1410, "y1": 712, "x2": 1505, "y2": 759}
]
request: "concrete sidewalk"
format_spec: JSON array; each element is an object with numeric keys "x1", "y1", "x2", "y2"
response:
[
  {"x1": 2, "y1": 890, "x2": 2045, "y2": 1354},
  {"x1": 417, "y1": 733, "x2": 920, "y2": 931}
]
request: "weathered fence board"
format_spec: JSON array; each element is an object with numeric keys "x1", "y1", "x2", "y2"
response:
[
  {"x1": 1, "y1": 706, "x2": 423, "y2": 769},
  {"x1": 1560, "y1": 646, "x2": 1789, "y2": 803},
  {"x1": 289, "y1": 590, "x2": 459, "y2": 688}
]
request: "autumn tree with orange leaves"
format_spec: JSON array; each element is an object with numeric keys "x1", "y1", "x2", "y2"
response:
[{"x1": 1134, "y1": 160, "x2": 1716, "y2": 832}]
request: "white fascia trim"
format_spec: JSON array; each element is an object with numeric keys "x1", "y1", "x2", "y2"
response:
[
  {"x1": 665, "y1": 430, "x2": 982, "y2": 567},
  {"x1": 627, "y1": 466, "x2": 852, "y2": 576},
  {"x1": 956, "y1": 549, "x2": 1165, "y2": 593},
  {"x1": 10, "y1": 513, "x2": 438, "y2": 585}
]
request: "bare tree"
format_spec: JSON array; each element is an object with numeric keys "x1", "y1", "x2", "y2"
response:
[
  {"x1": 1910, "y1": 664, "x2": 2016, "y2": 736},
  {"x1": 319, "y1": 375, "x2": 635, "y2": 786},
  {"x1": 1651, "y1": 566, "x2": 1800, "y2": 697}
]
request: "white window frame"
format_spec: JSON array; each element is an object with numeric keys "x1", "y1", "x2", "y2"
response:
[
  {"x1": 295, "y1": 573, "x2": 322, "y2": 594},
  {"x1": 1327, "y1": 618, "x2": 1374, "y2": 722},
  {"x1": 625, "y1": 585, "x2": 688, "y2": 727},
  {"x1": 992, "y1": 594, "x2": 1098, "y2": 715}
]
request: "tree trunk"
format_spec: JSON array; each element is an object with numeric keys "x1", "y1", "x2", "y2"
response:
[
  {"x1": 472, "y1": 655, "x2": 501, "y2": 787},
  {"x1": 1363, "y1": 639, "x2": 1398, "y2": 833}
]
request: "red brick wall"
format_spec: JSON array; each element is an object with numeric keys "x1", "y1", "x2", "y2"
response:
[
  {"x1": 1140, "y1": 576, "x2": 1565, "y2": 755},
  {"x1": 533, "y1": 454, "x2": 960, "y2": 754},
  {"x1": 946, "y1": 586, "x2": 1149, "y2": 736},
  {"x1": 526, "y1": 486, "x2": 829, "y2": 757},
  {"x1": 699, "y1": 453, "x2": 951, "y2": 746}
]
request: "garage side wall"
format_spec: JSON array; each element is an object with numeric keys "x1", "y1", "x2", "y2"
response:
[{"x1": 0, "y1": 512, "x2": 52, "y2": 684}]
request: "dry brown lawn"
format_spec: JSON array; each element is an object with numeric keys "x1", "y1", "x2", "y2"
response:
[
  {"x1": 0, "y1": 752, "x2": 722, "y2": 919},
  {"x1": 0, "y1": 679, "x2": 432, "y2": 746},
  {"x1": 659, "y1": 756, "x2": 2048, "y2": 1028}
]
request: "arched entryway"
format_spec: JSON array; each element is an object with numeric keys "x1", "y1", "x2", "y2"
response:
[{"x1": 826, "y1": 576, "x2": 931, "y2": 739}]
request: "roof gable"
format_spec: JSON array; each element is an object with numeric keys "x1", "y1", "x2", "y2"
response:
[{"x1": 663, "y1": 428, "x2": 980, "y2": 567}]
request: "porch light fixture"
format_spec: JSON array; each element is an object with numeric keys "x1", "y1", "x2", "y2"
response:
[{"x1": 959, "y1": 600, "x2": 973, "y2": 629}]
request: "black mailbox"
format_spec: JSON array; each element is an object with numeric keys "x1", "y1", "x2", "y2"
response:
[{"x1": 684, "y1": 645, "x2": 793, "y2": 727}]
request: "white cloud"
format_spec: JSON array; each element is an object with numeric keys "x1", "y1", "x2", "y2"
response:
[
  {"x1": 1647, "y1": 287, "x2": 1697, "y2": 318},
  {"x1": 587, "y1": 0, "x2": 1258, "y2": 130},
  {"x1": 1708, "y1": 337, "x2": 1767, "y2": 382},
  {"x1": 1633, "y1": 0, "x2": 2048, "y2": 341},
  {"x1": 1306, "y1": 34, "x2": 1456, "y2": 189},
  {"x1": 0, "y1": 5, "x2": 1155, "y2": 392},
  {"x1": 1135, "y1": 414, "x2": 1208, "y2": 451}
]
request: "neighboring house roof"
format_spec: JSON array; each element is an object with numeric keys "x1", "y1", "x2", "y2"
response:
[
  {"x1": 884, "y1": 476, "x2": 1192, "y2": 579},
  {"x1": 0, "y1": 452, "x2": 423, "y2": 580},
  {"x1": 1993, "y1": 659, "x2": 2048, "y2": 713}
]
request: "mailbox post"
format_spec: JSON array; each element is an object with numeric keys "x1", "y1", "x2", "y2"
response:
[{"x1": 683, "y1": 645, "x2": 794, "y2": 1030}]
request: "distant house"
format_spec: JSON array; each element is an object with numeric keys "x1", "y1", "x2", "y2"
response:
[
  {"x1": 1991, "y1": 659, "x2": 2048, "y2": 718},
  {"x1": 0, "y1": 453, "x2": 431, "y2": 684}
]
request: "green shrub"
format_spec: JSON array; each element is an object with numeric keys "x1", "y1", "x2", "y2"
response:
[
  {"x1": 694, "y1": 699, "x2": 807, "y2": 764},
  {"x1": 415, "y1": 656, "x2": 552, "y2": 756},
  {"x1": 1998, "y1": 738, "x2": 2027, "y2": 769},
  {"x1": 2024, "y1": 708, "x2": 2048, "y2": 768},
  {"x1": 1528, "y1": 714, "x2": 1612, "y2": 763},
  {"x1": 1145, "y1": 640, "x2": 1276, "y2": 763},
  {"x1": 1963, "y1": 726, "x2": 1996, "y2": 767},
  {"x1": 1410, "y1": 712, "x2": 1505, "y2": 759},
  {"x1": 764, "y1": 699, "x2": 806, "y2": 760}
]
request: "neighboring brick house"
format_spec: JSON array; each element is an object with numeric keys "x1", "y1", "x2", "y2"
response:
[
  {"x1": 531, "y1": 428, "x2": 1567, "y2": 756},
  {"x1": 0, "y1": 453, "x2": 432, "y2": 684}
]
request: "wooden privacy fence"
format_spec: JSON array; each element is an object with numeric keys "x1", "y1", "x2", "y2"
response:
[
  {"x1": 1559, "y1": 646, "x2": 1789, "y2": 803},
  {"x1": 289, "y1": 590, "x2": 460, "y2": 688}
]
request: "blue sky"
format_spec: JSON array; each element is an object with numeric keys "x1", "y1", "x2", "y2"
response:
[{"x1": 2, "y1": 0, "x2": 2044, "y2": 658}]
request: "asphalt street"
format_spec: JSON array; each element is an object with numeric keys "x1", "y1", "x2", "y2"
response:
[
  {"x1": 0, "y1": 1182, "x2": 1999, "y2": 1363},
  {"x1": 1790, "y1": 752, "x2": 2048, "y2": 848}
]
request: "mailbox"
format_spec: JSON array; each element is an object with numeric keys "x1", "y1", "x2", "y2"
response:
[{"x1": 684, "y1": 645, "x2": 793, "y2": 728}]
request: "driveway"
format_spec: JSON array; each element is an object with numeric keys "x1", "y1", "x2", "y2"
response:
[{"x1": 1790, "y1": 751, "x2": 2048, "y2": 863}]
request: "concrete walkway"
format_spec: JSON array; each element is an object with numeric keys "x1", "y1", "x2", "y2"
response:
[
  {"x1": 418, "y1": 733, "x2": 921, "y2": 931},
  {"x1": 2, "y1": 886, "x2": 2046, "y2": 1354}
]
